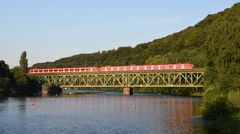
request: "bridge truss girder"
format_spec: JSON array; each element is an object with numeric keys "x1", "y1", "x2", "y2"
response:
[{"x1": 30, "y1": 71, "x2": 204, "y2": 88}]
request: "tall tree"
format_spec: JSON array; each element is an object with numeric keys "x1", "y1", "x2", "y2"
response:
[
  {"x1": 0, "y1": 60, "x2": 10, "y2": 77},
  {"x1": 0, "y1": 60, "x2": 12, "y2": 96},
  {"x1": 19, "y1": 51, "x2": 28, "y2": 74}
]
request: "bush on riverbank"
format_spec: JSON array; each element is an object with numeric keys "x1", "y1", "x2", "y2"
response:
[
  {"x1": 202, "y1": 86, "x2": 240, "y2": 119},
  {"x1": 47, "y1": 83, "x2": 63, "y2": 95},
  {"x1": 202, "y1": 94, "x2": 236, "y2": 120}
]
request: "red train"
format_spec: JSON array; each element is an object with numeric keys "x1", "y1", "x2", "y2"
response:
[{"x1": 28, "y1": 63, "x2": 193, "y2": 75}]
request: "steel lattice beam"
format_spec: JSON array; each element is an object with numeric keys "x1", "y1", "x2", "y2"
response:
[{"x1": 30, "y1": 71, "x2": 204, "y2": 88}]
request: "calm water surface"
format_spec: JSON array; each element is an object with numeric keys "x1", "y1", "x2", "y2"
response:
[{"x1": 0, "y1": 92, "x2": 205, "y2": 134}]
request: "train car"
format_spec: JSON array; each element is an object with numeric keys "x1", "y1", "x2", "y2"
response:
[
  {"x1": 28, "y1": 63, "x2": 194, "y2": 74},
  {"x1": 100, "y1": 63, "x2": 193, "y2": 72},
  {"x1": 28, "y1": 66, "x2": 99, "y2": 75}
]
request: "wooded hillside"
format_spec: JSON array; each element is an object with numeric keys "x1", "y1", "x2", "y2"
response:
[{"x1": 33, "y1": 3, "x2": 240, "y2": 71}]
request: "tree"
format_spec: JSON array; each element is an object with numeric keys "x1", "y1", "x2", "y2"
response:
[
  {"x1": 0, "y1": 60, "x2": 12, "y2": 96},
  {"x1": 11, "y1": 66, "x2": 41, "y2": 96},
  {"x1": 11, "y1": 67, "x2": 28, "y2": 95},
  {"x1": 19, "y1": 51, "x2": 28, "y2": 74},
  {"x1": 0, "y1": 60, "x2": 11, "y2": 77}
]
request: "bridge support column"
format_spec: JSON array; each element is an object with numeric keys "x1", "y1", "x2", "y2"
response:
[
  {"x1": 123, "y1": 87, "x2": 133, "y2": 95},
  {"x1": 41, "y1": 83, "x2": 49, "y2": 95}
]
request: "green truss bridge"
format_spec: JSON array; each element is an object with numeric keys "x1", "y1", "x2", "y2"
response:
[{"x1": 30, "y1": 69, "x2": 204, "y2": 95}]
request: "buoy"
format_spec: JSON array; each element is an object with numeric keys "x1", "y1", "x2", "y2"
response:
[
  {"x1": 31, "y1": 103, "x2": 35, "y2": 107},
  {"x1": 133, "y1": 104, "x2": 136, "y2": 109}
]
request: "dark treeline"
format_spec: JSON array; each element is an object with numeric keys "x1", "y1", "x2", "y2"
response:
[
  {"x1": 0, "y1": 52, "x2": 41, "y2": 97},
  {"x1": 32, "y1": 3, "x2": 240, "y2": 122}
]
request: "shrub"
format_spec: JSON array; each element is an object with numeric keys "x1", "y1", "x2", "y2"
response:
[
  {"x1": 228, "y1": 90, "x2": 240, "y2": 109},
  {"x1": 48, "y1": 84, "x2": 62, "y2": 95},
  {"x1": 202, "y1": 93, "x2": 235, "y2": 120}
]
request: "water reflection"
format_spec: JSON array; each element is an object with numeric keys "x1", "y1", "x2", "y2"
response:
[
  {"x1": 0, "y1": 97, "x2": 8, "y2": 112},
  {"x1": 0, "y1": 93, "x2": 202, "y2": 134}
]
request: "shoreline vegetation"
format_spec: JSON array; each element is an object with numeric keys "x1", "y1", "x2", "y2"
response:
[
  {"x1": 0, "y1": 52, "x2": 41, "y2": 97},
  {"x1": 0, "y1": 52, "x2": 63, "y2": 97},
  {"x1": 0, "y1": 52, "x2": 61, "y2": 97},
  {"x1": 0, "y1": 2, "x2": 240, "y2": 133},
  {"x1": 60, "y1": 86, "x2": 204, "y2": 96}
]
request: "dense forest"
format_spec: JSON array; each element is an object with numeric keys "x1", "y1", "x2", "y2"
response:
[
  {"x1": 33, "y1": 5, "x2": 240, "y2": 69},
  {"x1": 33, "y1": 4, "x2": 239, "y2": 69},
  {"x1": 32, "y1": 3, "x2": 240, "y2": 122}
]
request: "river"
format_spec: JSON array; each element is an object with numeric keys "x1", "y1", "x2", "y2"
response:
[{"x1": 0, "y1": 92, "x2": 206, "y2": 134}]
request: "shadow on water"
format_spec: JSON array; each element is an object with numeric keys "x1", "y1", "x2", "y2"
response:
[
  {"x1": 191, "y1": 116, "x2": 240, "y2": 134},
  {"x1": 16, "y1": 97, "x2": 27, "y2": 112},
  {"x1": 203, "y1": 118, "x2": 240, "y2": 134},
  {"x1": 0, "y1": 97, "x2": 8, "y2": 102},
  {"x1": 0, "y1": 97, "x2": 27, "y2": 113},
  {"x1": 0, "y1": 97, "x2": 8, "y2": 112}
]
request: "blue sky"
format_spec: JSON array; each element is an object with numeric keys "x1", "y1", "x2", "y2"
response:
[{"x1": 0, "y1": 0, "x2": 239, "y2": 68}]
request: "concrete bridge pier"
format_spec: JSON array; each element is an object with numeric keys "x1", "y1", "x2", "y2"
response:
[
  {"x1": 123, "y1": 87, "x2": 133, "y2": 95},
  {"x1": 41, "y1": 83, "x2": 49, "y2": 95}
]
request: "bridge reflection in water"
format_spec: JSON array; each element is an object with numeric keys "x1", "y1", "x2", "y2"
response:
[
  {"x1": 30, "y1": 70, "x2": 204, "y2": 95},
  {"x1": 0, "y1": 94, "x2": 203, "y2": 133}
]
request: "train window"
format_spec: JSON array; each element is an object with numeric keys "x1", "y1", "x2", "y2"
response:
[
  {"x1": 181, "y1": 64, "x2": 184, "y2": 69},
  {"x1": 49, "y1": 70, "x2": 53, "y2": 72},
  {"x1": 39, "y1": 70, "x2": 43, "y2": 73},
  {"x1": 164, "y1": 65, "x2": 169, "y2": 69},
  {"x1": 75, "y1": 69, "x2": 79, "y2": 72}
]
